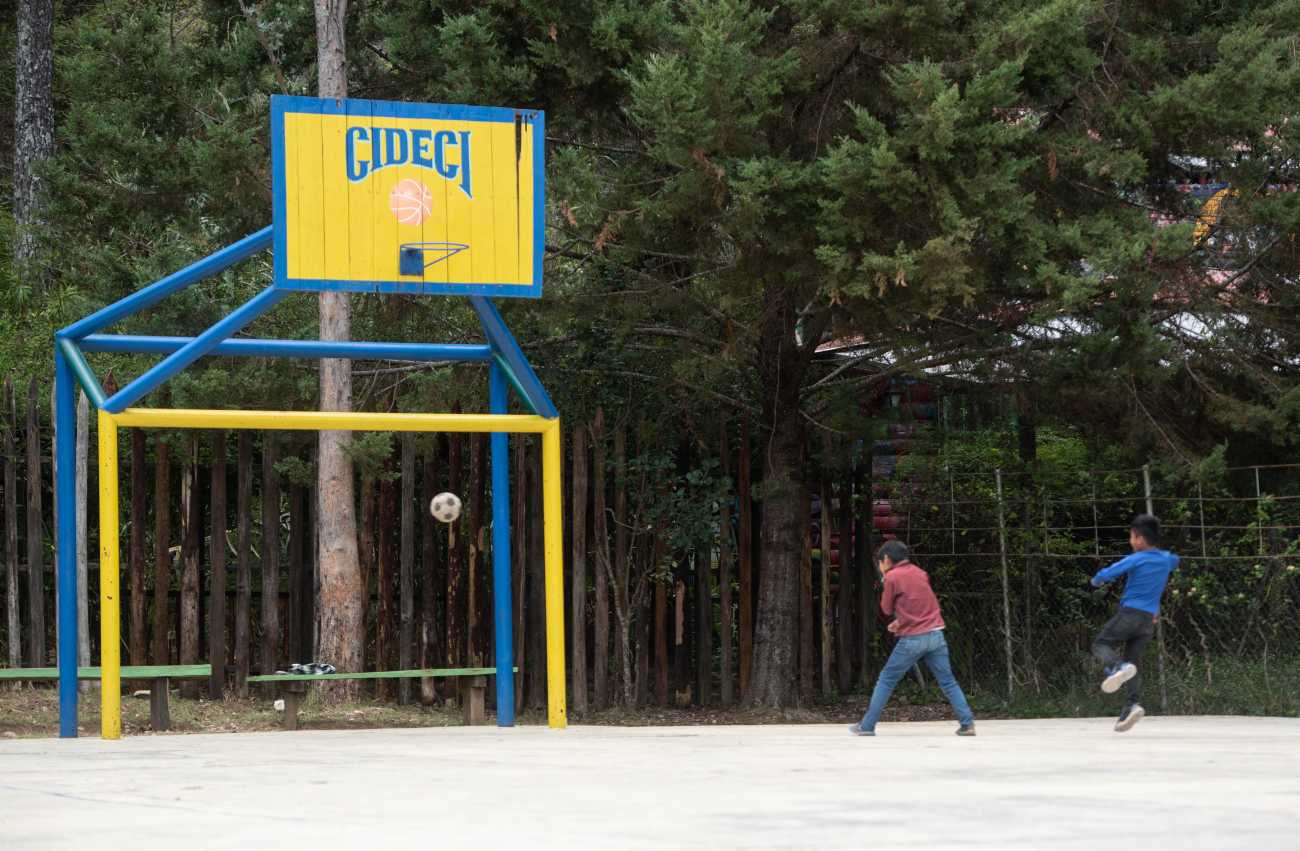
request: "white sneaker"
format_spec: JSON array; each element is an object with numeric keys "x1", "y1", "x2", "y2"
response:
[
  {"x1": 1115, "y1": 704, "x2": 1145, "y2": 732},
  {"x1": 1101, "y1": 663, "x2": 1137, "y2": 694}
]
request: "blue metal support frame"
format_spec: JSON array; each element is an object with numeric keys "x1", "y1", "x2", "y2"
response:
[
  {"x1": 101, "y1": 287, "x2": 287, "y2": 413},
  {"x1": 54, "y1": 349, "x2": 79, "y2": 737},
  {"x1": 489, "y1": 362, "x2": 515, "y2": 726},
  {"x1": 470, "y1": 297, "x2": 558, "y2": 419},
  {"x1": 57, "y1": 338, "x2": 107, "y2": 409},
  {"x1": 59, "y1": 227, "x2": 273, "y2": 341},
  {"x1": 80, "y1": 335, "x2": 493, "y2": 362}
]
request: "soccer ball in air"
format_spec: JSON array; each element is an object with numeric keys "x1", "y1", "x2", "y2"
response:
[{"x1": 430, "y1": 492, "x2": 463, "y2": 524}]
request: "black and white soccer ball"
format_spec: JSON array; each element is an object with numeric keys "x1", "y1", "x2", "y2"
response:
[{"x1": 430, "y1": 491, "x2": 463, "y2": 524}]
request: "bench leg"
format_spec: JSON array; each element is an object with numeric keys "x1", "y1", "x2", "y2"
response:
[
  {"x1": 463, "y1": 676, "x2": 486, "y2": 726},
  {"x1": 283, "y1": 684, "x2": 306, "y2": 731},
  {"x1": 150, "y1": 678, "x2": 172, "y2": 732}
]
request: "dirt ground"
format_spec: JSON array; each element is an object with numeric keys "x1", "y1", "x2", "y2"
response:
[{"x1": 0, "y1": 685, "x2": 964, "y2": 738}]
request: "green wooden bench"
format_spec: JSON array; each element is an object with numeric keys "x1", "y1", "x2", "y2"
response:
[
  {"x1": 0, "y1": 665, "x2": 211, "y2": 732},
  {"x1": 246, "y1": 667, "x2": 508, "y2": 730}
]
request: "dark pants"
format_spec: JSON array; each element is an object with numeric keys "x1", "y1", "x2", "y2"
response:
[{"x1": 1092, "y1": 606, "x2": 1156, "y2": 706}]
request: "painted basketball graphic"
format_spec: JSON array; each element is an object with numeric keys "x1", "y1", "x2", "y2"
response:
[{"x1": 389, "y1": 179, "x2": 433, "y2": 225}]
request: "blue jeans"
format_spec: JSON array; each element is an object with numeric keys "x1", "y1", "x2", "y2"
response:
[{"x1": 858, "y1": 629, "x2": 974, "y2": 730}]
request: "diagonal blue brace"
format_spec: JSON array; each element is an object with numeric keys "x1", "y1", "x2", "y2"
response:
[
  {"x1": 60, "y1": 227, "x2": 273, "y2": 341},
  {"x1": 101, "y1": 286, "x2": 287, "y2": 413},
  {"x1": 468, "y1": 296, "x2": 557, "y2": 419}
]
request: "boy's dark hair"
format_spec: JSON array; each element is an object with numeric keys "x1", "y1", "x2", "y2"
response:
[
  {"x1": 1131, "y1": 513, "x2": 1161, "y2": 546},
  {"x1": 876, "y1": 540, "x2": 910, "y2": 565}
]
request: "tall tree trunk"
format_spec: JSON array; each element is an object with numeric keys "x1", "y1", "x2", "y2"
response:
[
  {"x1": 180, "y1": 435, "x2": 202, "y2": 698},
  {"x1": 746, "y1": 299, "x2": 816, "y2": 708},
  {"x1": 445, "y1": 432, "x2": 464, "y2": 676},
  {"x1": 525, "y1": 440, "x2": 546, "y2": 711},
  {"x1": 14, "y1": 0, "x2": 54, "y2": 286},
  {"x1": 569, "y1": 424, "x2": 589, "y2": 714},
  {"x1": 654, "y1": 576, "x2": 668, "y2": 707},
  {"x1": 420, "y1": 450, "x2": 440, "y2": 705},
  {"x1": 737, "y1": 416, "x2": 753, "y2": 697},
  {"x1": 152, "y1": 438, "x2": 171, "y2": 664},
  {"x1": 130, "y1": 430, "x2": 147, "y2": 665},
  {"x1": 511, "y1": 437, "x2": 526, "y2": 714},
  {"x1": 75, "y1": 392, "x2": 90, "y2": 688},
  {"x1": 467, "y1": 434, "x2": 486, "y2": 666},
  {"x1": 25, "y1": 379, "x2": 45, "y2": 665},
  {"x1": 591, "y1": 410, "x2": 610, "y2": 711},
  {"x1": 718, "y1": 419, "x2": 734, "y2": 705},
  {"x1": 399, "y1": 434, "x2": 415, "y2": 704},
  {"x1": 4, "y1": 380, "x2": 19, "y2": 672},
  {"x1": 261, "y1": 436, "x2": 280, "y2": 682},
  {"x1": 376, "y1": 461, "x2": 396, "y2": 700},
  {"x1": 313, "y1": 0, "x2": 362, "y2": 701},
  {"x1": 612, "y1": 423, "x2": 633, "y2": 708},
  {"x1": 856, "y1": 460, "x2": 875, "y2": 689},
  {"x1": 235, "y1": 433, "x2": 253, "y2": 696},
  {"x1": 209, "y1": 431, "x2": 228, "y2": 699}
]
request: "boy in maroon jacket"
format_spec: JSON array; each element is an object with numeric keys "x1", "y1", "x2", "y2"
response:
[{"x1": 850, "y1": 540, "x2": 976, "y2": 736}]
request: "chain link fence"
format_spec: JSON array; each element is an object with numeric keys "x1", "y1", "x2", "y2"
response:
[{"x1": 883, "y1": 459, "x2": 1300, "y2": 715}]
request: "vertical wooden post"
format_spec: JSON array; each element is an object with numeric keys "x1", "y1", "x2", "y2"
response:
[
  {"x1": 591, "y1": 410, "x2": 610, "y2": 711},
  {"x1": 234, "y1": 432, "x2": 252, "y2": 696},
  {"x1": 818, "y1": 457, "x2": 832, "y2": 697},
  {"x1": 799, "y1": 483, "x2": 815, "y2": 703},
  {"x1": 1144, "y1": 464, "x2": 1167, "y2": 713},
  {"x1": 129, "y1": 430, "x2": 147, "y2": 665},
  {"x1": 180, "y1": 435, "x2": 201, "y2": 699},
  {"x1": 718, "y1": 420, "x2": 734, "y2": 706},
  {"x1": 152, "y1": 437, "x2": 171, "y2": 665},
  {"x1": 695, "y1": 545, "x2": 713, "y2": 707},
  {"x1": 737, "y1": 417, "x2": 753, "y2": 698},
  {"x1": 612, "y1": 424, "x2": 633, "y2": 708},
  {"x1": 995, "y1": 470, "x2": 1014, "y2": 699},
  {"x1": 511, "y1": 437, "x2": 527, "y2": 713},
  {"x1": 358, "y1": 474, "x2": 375, "y2": 649},
  {"x1": 399, "y1": 434, "x2": 415, "y2": 704},
  {"x1": 857, "y1": 457, "x2": 875, "y2": 689},
  {"x1": 836, "y1": 470, "x2": 855, "y2": 693},
  {"x1": 26, "y1": 378, "x2": 46, "y2": 665},
  {"x1": 209, "y1": 431, "x2": 227, "y2": 699},
  {"x1": 446, "y1": 431, "x2": 464, "y2": 677},
  {"x1": 75, "y1": 391, "x2": 90, "y2": 688},
  {"x1": 654, "y1": 577, "x2": 668, "y2": 705},
  {"x1": 4, "y1": 379, "x2": 19, "y2": 673},
  {"x1": 467, "y1": 434, "x2": 486, "y2": 667},
  {"x1": 420, "y1": 448, "x2": 440, "y2": 705},
  {"x1": 261, "y1": 435, "x2": 280, "y2": 683},
  {"x1": 377, "y1": 459, "x2": 396, "y2": 701},
  {"x1": 569, "y1": 424, "x2": 589, "y2": 714},
  {"x1": 287, "y1": 481, "x2": 304, "y2": 666}
]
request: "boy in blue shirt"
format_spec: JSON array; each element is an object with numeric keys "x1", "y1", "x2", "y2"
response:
[{"x1": 1090, "y1": 513, "x2": 1179, "y2": 732}]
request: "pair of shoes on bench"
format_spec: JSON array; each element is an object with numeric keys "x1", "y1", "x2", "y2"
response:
[{"x1": 274, "y1": 662, "x2": 336, "y2": 676}]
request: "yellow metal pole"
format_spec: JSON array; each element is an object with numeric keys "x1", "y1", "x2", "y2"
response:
[
  {"x1": 114, "y1": 408, "x2": 549, "y2": 434},
  {"x1": 541, "y1": 420, "x2": 567, "y2": 728},
  {"x1": 97, "y1": 411, "x2": 122, "y2": 740}
]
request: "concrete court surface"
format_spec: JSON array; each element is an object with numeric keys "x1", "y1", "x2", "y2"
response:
[{"x1": 2, "y1": 717, "x2": 1298, "y2": 850}]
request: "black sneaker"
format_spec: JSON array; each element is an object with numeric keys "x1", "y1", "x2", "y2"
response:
[
  {"x1": 1101, "y1": 662, "x2": 1137, "y2": 694},
  {"x1": 1115, "y1": 704, "x2": 1145, "y2": 733},
  {"x1": 848, "y1": 724, "x2": 875, "y2": 736},
  {"x1": 956, "y1": 723, "x2": 976, "y2": 737}
]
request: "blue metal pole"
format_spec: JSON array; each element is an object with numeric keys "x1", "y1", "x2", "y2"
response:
[
  {"x1": 54, "y1": 347, "x2": 79, "y2": 738},
  {"x1": 80, "y1": 335, "x2": 493, "y2": 363},
  {"x1": 101, "y1": 287, "x2": 287, "y2": 413},
  {"x1": 489, "y1": 361, "x2": 515, "y2": 726},
  {"x1": 469, "y1": 297, "x2": 559, "y2": 419},
  {"x1": 59, "y1": 227, "x2": 273, "y2": 341}
]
